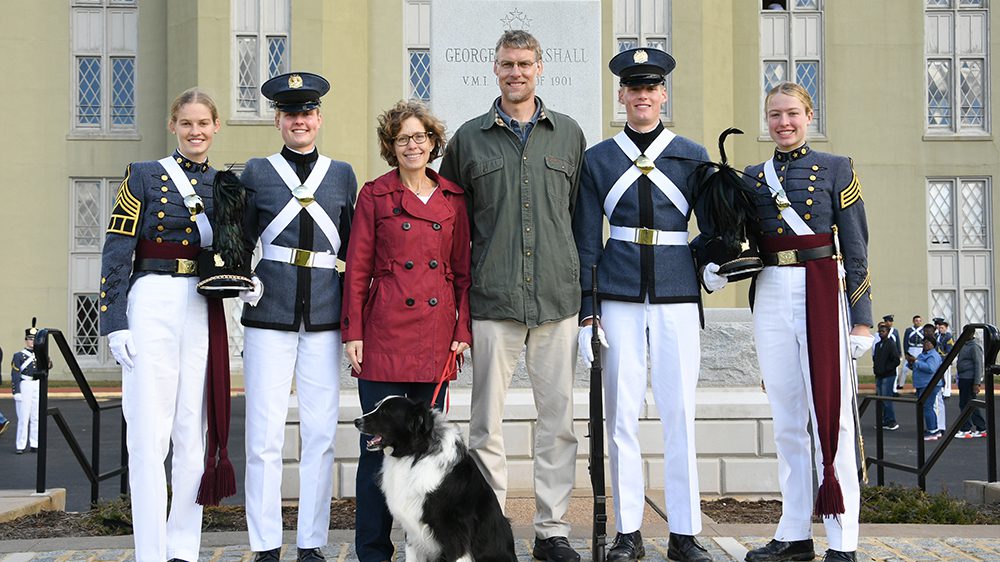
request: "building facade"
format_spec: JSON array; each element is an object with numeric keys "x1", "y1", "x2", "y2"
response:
[{"x1": 1, "y1": 0, "x2": 996, "y2": 377}]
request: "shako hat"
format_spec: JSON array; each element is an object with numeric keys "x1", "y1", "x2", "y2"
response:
[
  {"x1": 261, "y1": 72, "x2": 330, "y2": 113},
  {"x1": 609, "y1": 47, "x2": 676, "y2": 86}
]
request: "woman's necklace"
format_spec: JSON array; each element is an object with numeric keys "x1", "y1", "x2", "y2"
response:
[{"x1": 406, "y1": 177, "x2": 436, "y2": 196}]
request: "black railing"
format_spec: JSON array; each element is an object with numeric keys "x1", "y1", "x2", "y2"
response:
[
  {"x1": 32, "y1": 328, "x2": 128, "y2": 506},
  {"x1": 860, "y1": 323, "x2": 998, "y2": 490}
]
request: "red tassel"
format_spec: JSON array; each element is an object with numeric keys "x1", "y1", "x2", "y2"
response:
[
  {"x1": 813, "y1": 464, "x2": 846, "y2": 517},
  {"x1": 196, "y1": 464, "x2": 218, "y2": 506},
  {"x1": 215, "y1": 451, "x2": 237, "y2": 500}
]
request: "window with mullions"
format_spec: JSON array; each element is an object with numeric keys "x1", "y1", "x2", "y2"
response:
[
  {"x1": 70, "y1": 178, "x2": 118, "y2": 365},
  {"x1": 613, "y1": 0, "x2": 672, "y2": 122},
  {"x1": 405, "y1": 0, "x2": 431, "y2": 102},
  {"x1": 71, "y1": 1, "x2": 137, "y2": 134},
  {"x1": 925, "y1": 0, "x2": 990, "y2": 135},
  {"x1": 759, "y1": 0, "x2": 824, "y2": 136},
  {"x1": 233, "y1": 0, "x2": 290, "y2": 118}
]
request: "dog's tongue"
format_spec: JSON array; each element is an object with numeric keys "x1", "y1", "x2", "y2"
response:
[{"x1": 367, "y1": 435, "x2": 384, "y2": 450}]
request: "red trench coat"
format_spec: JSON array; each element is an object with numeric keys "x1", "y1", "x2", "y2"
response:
[{"x1": 342, "y1": 168, "x2": 472, "y2": 382}]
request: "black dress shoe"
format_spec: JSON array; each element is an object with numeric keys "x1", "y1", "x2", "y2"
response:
[
  {"x1": 607, "y1": 531, "x2": 645, "y2": 562},
  {"x1": 29, "y1": 447, "x2": 37, "y2": 453},
  {"x1": 298, "y1": 547, "x2": 326, "y2": 562},
  {"x1": 745, "y1": 539, "x2": 815, "y2": 562},
  {"x1": 533, "y1": 536, "x2": 581, "y2": 562},
  {"x1": 253, "y1": 547, "x2": 281, "y2": 562},
  {"x1": 667, "y1": 533, "x2": 711, "y2": 562},
  {"x1": 822, "y1": 550, "x2": 856, "y2": 562},
  {"x1": 16, "y1": 449, "x2": 24, "y2": 455},
  {"x1": 167, "y1": 559, "x2": 190, "y2": 562}
]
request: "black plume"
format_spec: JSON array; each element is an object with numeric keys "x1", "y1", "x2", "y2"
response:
[
  {"x1": 692, "y1": 128, "x2": 757, "y2": 252},
  {"x1": 212, "y1": 169, "x2": 247, "y2": 268}
]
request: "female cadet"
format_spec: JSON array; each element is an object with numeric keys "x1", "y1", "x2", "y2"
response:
[
  {"x1": 718, "y1": 82, "x2": 873, "y2": 562},
  {"x1": 342, "y1": 100, "x2": 471, "y2": 562},
  {"x1": 99, "y1": 89, "x2": 221, "y2": 562}
]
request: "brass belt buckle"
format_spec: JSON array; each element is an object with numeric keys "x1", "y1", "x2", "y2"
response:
[
  {"x1": 775, "y1": 249, "x2": 798, "y2": 266},
  {"x1": 635, "y1": 227, "x2": 657, "y2": 245},
  {"x1": 176, "y1": 259, "x2": 197, "y2": 274},
  {"x1": 291, "y1": 248, "x2": 315, "y2": 267}
]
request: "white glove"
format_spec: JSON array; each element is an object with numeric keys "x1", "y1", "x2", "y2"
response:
[
  {"x1": 849, "y1": 334, "x2": 875, "y2": 360},
  {"x1": 239, "y1": 276, "x2": 264, "y2": 307},
  {"x1": 108, "y1": 329, "x2": 138, "y2": 370},
  {"x1": 13, "y1": 393, "x2": 22, "y2": 402},
  {"x1": 702, "y1": 262, "x2": 728, "y2": 292},
  {"x1": 578, "y1": 324, "x2": 609, "y2": 366}
]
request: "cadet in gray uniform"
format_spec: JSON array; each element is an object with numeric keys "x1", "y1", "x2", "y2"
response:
[
  {"x1": 99, "y1": 88, "x2": 221, "y2": 562},
  {"x1": 723, "y1": 82, "x2": 873, "y2": 562},
  {"x1": 238, "y1": 72, "x2": 356, "y2": 562},
  {"x1": 12, "y1": 322, "x2": 41, "y2": 454},
  {"x1": 573, "y1": 48, "x2": 715, "y2": 562}
]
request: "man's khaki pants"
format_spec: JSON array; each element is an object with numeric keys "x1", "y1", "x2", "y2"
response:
[{"x1": 468, "y1": 315, "x2": 579, "y2": 539}]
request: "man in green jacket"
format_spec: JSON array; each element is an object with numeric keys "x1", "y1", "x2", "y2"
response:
[{"x1": 439, "y1": 29, "x2": 587, "y2": 562}]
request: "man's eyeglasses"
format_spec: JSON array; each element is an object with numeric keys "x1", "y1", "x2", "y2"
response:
[
  {"x1": 496, "y1": 60, "x2": 537, "y2": 72},
  {"x1": 394, "y1": 131, "x2": 433, "y2": 146}
]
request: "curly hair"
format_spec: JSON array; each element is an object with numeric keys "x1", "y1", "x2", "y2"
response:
[{"x1": 376, "y1": 100, "x2": 447, "y2": 168}]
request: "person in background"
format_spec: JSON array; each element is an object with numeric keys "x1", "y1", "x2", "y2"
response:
[
  {"x1": 955, "y1": 334, "x2": 987, "y2": 439},
  {"x1": 901, "y1": 315, "x2": 924, "y2": 390},
  {"x1": 12, "y1": 323, "x2": 42, "y2": 454},
  {"x1": 342, "y1": 100, "x2": 471, "y2": 562},
  {"x1": 872, "y1": 322, "x2": 900, "y2": 431},
  {"x1": 908, "y1": 335, "x2": 944, "y2": 441}
]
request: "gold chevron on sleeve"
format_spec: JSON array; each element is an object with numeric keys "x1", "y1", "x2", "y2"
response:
[
  {"x1": 839, "y1": 172, "x2": 862, "y2": 209},
  {"x1": 107, "y1": 166, "x2": 141, "y2": 236},
  {"x1": 849, "y1": 272, "x2": 871, "y2": 306}
]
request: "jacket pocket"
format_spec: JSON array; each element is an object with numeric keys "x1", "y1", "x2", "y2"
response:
[
  {"x1": 471, "y1": 156, "x2": 504, "y2": 179},
  {"x1": 544, "y1": 155, "x2": 574, "y2": 178}
]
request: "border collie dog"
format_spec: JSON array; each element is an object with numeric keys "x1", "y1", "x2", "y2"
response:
[{"x1": 355, "y1": 395, "x2": 517, "y2": 562}]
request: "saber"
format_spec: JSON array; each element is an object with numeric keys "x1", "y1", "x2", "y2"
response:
[
  {"x1": 832, "y1": 225, "x2": 868, "y2": 484},
  {"x1": 588, "y1": 265, "x2": 607, "y2": 562}
]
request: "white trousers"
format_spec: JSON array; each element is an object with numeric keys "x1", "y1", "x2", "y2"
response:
[
  {"x1": 752, "y1": 266, "x2": 860, "y2": 552},
  {"x1": 243, "y1": 326, "x2": 342, "y2": 552},
  {"x1": 602, "y1": 300, "x2": 702, "y2": 536},
  {"x1": 468, "y1": 316, "x2": 579, "y2": 538},
  {"x1": 122, "y1": 275, "x2": 208, "y2": 562},
  {"x1": 15, "y1": 378, "x2": 39, "y2": 450}
]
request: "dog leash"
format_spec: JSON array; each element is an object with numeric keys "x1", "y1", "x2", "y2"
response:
[{"x1": 431, "y1": 349, "x2": 458, "y2": 414}]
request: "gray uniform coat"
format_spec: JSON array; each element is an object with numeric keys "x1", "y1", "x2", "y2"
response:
[{"x1": 240, "y1": 150, "x2": 357, "y2": 332}]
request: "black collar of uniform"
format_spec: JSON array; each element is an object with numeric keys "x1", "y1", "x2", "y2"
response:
[
  {"x1": 773, "y1": 143, "x2": 810, "y2": 162},
  {"x1": 172, "y1": 150, "x2": 210, "y2": 173},
  {"x1": 282, "y1": 146, "x2": 319, "y2": 166},
  {"x1": 624, "y1": 121, "x2": 664, "y2": 154}
]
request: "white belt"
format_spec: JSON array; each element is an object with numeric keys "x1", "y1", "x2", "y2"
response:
[
  {"x1": 609, "y1": 226, "x2": 688, "y2": 246},
  {"x1": 261, "y1": 244, "x2": 338, "y2": 269}
]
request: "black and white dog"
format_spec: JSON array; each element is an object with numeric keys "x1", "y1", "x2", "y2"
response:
[{"x1": 354, "y1": 395, "x2": 517, "y2": 562}]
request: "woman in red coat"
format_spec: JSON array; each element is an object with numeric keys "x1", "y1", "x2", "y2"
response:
[{"x1": 342, "y1": 100, "x2": 471, "y2": 562}]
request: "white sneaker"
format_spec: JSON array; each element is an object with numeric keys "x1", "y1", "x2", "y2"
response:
[{"x1": 955, "y1": 431, "x2": 972, "y2": 439}]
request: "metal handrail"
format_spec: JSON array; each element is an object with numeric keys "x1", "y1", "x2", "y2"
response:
[
  {"x1": 32, "y1": 328, "x2": 128, "y2": 506},
  {"x1": 860, "y1": 323, "x2": 998, "y2": 490}
]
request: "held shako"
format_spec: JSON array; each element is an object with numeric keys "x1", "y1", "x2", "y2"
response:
[{"x1": 197, "y1": 168, "x2": 253, "y2": 298}]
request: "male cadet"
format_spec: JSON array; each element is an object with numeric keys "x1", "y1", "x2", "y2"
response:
[
  {"x1": 902, "y1": 315, "x2": 924, "y2": 389},
  {"x1": 879, "y1": 314, "x2": 902, "y2": 391},
  {"x1": 12, "y1": 321, "x2": 41, "y2": 454},
  {"x1": 573, "y1": 48, "x2": 716, "y2": 562},
  {"x1": 934, "y1": 318, "x2": 955, "y2": 398},
  {"x1": 238, "y1": 72, "x2": 357, "y2": 562},
  {"x1": 438, "y1": 29, "x2": 587, "y2": 562}
]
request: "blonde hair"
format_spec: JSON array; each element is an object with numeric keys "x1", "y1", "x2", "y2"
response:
[
  {"x1": 376, "y1": 100, "x2": 447, "y2": 168},
  {"x1": 764, "y1": 82, "x2": 814, "y2": 115},
  {"x1": 495, "y1": 29, "x2": 543, "y2": 62},
  {"x1": 168, "y1": 88, "x2": 219, "y2": 125}
]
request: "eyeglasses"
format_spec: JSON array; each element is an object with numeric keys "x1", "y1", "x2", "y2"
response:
[
  {"x1": 496, "y1": 60, "x2": 537, "y2": 73},
  {"x1": 394, "y1": 131, "x2": 433, "y2": 146}
]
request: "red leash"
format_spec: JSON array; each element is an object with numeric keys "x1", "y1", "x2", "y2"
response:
[{"x1": 431, "y1": 349, "x2": 458, "y2": 413}]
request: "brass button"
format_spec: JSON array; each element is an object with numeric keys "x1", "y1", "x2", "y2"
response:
[
  {"x1": 804, "y1": 213, "x2": 812, "y2": 220},
  {"x1": 808, "y1": 186, "x2": 815, "y2": 192},
  {"x1": 157, "y1": 225, "x2": 164, "y2": 232},
  {"x1": 525, "y1": 226, "x2": 531, "y2": 232},
  {"x1": 809, "y1": 175, "x2": 817, "y2": 181},
  {"x1": 777, "y1": 227, "x2": 784, "y2": 234},
  {"x1": 778, "y1": 176, "x2": 783, "y2": 182},
  {"x1": 525, "y1": 250, "x2": 532, "y2": 256},
  {"x1": 523, "y1": 179, "x2": 528, "y2": 184},
  {"x1": 806, "y1": 199, "x2": 813, "y2": 205},
  {"x1": 157, "y1": 211, "x2": 165, "y2": 219},
  {"x1": 155, "y1": 236, "x2": 163, "y2": 243},
  {"x1": 101, "y1": 277, "x2": 106, "y2": 283},
  {"x1": 182, "y1": 240, "x2": 189, "y2": 245},
  {"x1": 758, "y1": 172, "x2": 764, "y2": 178},
  {"x1": 176, "y1": 157, "x2": 183, "y2": 163},
  {"x1": 100, "y1": 291, "x2": 106, "y2": 298},
  {"x1": 190, "y1": 178, "x2": 198, "y2": 185},
  {"x1": 190, "y1": 216, "x2": 197, "y2": 222},
  {"x1": 161, "y1": 186, "x2": 168, "y2": 192},
  {"x1": 524, "y1": 202, "x2": 530, "y2": 208},
  {"x1": 161, "y1": 197, "x2": 168, "y2": 204},
  {"x1": 780, "y1": 165, "x2": 785, "y2": 171},
  {"x1": 185, "y1": 227, "x2": 192, "y2": 233},
  {"x1": 161, "y1": 174, "x2": 169, "y2": 181},
  {"x1": 812, "y1": 165, "x2": 819, "y2": 171},
  {"x1": 101, "y1": 305, "x2": 108, "y2": 312}
]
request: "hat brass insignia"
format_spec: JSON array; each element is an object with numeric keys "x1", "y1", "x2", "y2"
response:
[
  {"x1": 633, "y1": 50, "x2": 648, "y2": 64},
  {"x1": 288, "y1": 74, "x2": 303, "y2": 89},
  {"x1": 214, "y1": 254, "x2": 226, "y2": 267}
]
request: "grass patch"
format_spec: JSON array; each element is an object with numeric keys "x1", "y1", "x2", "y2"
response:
[{"x1": 860, "y1": 485, "x2": 1000, "y2": 524}]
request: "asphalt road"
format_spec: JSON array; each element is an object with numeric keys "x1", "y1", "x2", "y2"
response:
[{"x1": 0, "y1": 392, "x2": 997, "y2": 513}]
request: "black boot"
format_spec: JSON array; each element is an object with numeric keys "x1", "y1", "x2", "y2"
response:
[
  {"x1": 607, "y1": 531, "x2": 645, "y2": 562},
  {"x1": 666, "y1": 533, "x2": 711, "y2": 562},
  {"x1": 253, "y1": 547, "x2": 281, "y2": 562},
  {"x1": 744, "y1": 539, "x2": 815, "y2": 562},
  {"x1": 822, "y1": 550, "x2": 856, "y2": 562}
]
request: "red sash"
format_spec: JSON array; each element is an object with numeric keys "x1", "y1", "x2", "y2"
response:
[{"x1": 759, "y1": 233, "x2": 845, "y2": 517}]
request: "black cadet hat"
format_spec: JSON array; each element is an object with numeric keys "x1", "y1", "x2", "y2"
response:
[
  {"x1": 25, "y1": 317, "x2": 37, "y2": 339},
  {"x1": 933, "y1": 317, "x2": 946, "y2": 325},
  {"x1": 882, "y1": 314, "x2": 894, "y2": 322},
  {"x1": 609, "y1": 47, "x2": 676, "y2": 87},
  {"x1": 261, "y1": 72, "x2": 330, "y2": 113}
]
